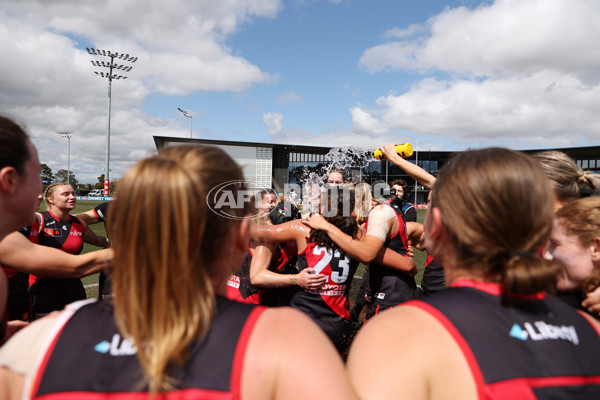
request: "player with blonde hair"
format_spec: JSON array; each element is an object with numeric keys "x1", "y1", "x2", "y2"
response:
[{"x1": 0, "y1": 145, "x2": 357, "y2": 400}]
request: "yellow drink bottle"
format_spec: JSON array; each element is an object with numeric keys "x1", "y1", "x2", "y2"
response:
[{"x1": 373, "y1": 143, "x2": 413, "y2": 160}]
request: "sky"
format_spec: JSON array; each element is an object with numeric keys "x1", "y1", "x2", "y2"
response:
[{"x1": 1, "y1": 0, "x2": 599, "y2": 183}]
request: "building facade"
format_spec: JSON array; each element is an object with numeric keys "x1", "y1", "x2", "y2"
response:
[{"x1": 154, "y1": 136, "x2": 600, "y2": 204}]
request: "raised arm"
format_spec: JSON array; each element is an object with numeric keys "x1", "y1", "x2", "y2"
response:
[
  {"x1": 0, "y1": 232, "x2": 112, "y2": 278},
  {"x1": 380, "y1": 143, "x2": 437, "y2": 190}
]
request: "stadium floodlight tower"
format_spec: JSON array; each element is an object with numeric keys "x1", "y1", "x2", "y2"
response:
[
  {"x1": 178, "y1": 107, "x2": 193, "y2": 138},
  {"x1": 87, "y1": 47, "x2": 138, "y2": 196},
  {"x1": 57, "y1": 131, "x2": 74, "y2": 186}
]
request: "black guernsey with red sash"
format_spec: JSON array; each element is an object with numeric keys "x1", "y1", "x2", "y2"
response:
[
  {"x1": 28, "y1": 211, "x2": 87, "y2": 318},
  {"x1": 1, "y1": 219, "x2": 42, "y2": 320},
  {"x1": 260, "y1": 241, "x2": 298, "y2": 307},
  {"x1": 291, "y1": 242, "x2": 358, "y2": 353},
  {"x1": 226, "y1": 249, "x2": 262, "y2": 304},
  {"x1": 420, "y1": 253, "x2": 445, "y2": 296},
  {"x1": 366, "y1": 203, "x2": 416, "y2": 317},
  {"x1": 30, "y1": 297, "x2": 264, "y2": 399},
  {"x1": 407, "y1": 280, "x2": 600, "y2": 399},
  {"x1": 226, "y1": 242, "x2": 298, "y2": 306}
]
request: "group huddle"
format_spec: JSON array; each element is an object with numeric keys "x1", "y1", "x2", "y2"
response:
[{"x1": 0, "y1": 115, "x2": 599, "y2": 399}]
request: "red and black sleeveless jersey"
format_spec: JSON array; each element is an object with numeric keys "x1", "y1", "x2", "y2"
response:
[
  {"x1": 260, "y1": 241, "x2": 299, "y2": 307},
  {"x1": 366, "y1": 203, "x2": 416, "y2": 306},
  {"x1": 226, "y1": 242, "x2": 299, "y2": 306},
  {"x1": 36, "y1": 211, "x2": 84, "y2": 255},
  {"x1": 2, "y1": 219, "x2": 41, "y2": 279},
  {"x1": 0, "y1": 220, "x2": 41, "y2": 321},
  {"x1": 29, "y1": 211, "x2": 85, "y2": 291},
  {"x1": 2, "y1": 269, "x2": 29, "y2": 321},
  {"x1": 30, "y1": 297, "x2": 264, "y2": 399},
  {"x1": 420, "y1": 253, "x2": 445, "y2": 296},
  {"x1": 269, "y1": 241, "x2": 298, "y2": 274},
  {"x1": 226, "y1": 249, "x2": 263, "y2": 304},
  {"x1": 407, "y1": 281, "x2": 600, "y2": 399},
  {"x1": 292, "y1": 242, "x2": 359, "y2": 321}
]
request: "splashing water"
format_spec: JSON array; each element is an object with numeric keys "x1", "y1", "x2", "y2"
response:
[
  {"x1": 301, "y1": 171, "x2": 323, "y2": 215},
  {"x1": 325, "y1": 146, "x2": 377, "y2": 170},
  {"x1": 294, "y1": 146, "x2": 380, "y2": 213}
]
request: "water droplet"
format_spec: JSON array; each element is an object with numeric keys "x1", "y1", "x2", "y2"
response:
[{"x1": 292, "y1": 146, "x2": 379, "y2": 211}]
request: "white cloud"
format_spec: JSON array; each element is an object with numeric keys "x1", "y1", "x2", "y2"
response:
[
  {"x1": 1, "y1": 0, "x2": 281, "y2": 95},
  {"x1": 354, "y1": 72, "x2": 600, "y2": 140},
  {"x1": 383, "y1": 24, "x2": 425, "y2": 40},
  {"x1": 276, "y1": 91, "x2": 304, "y2": 105},
  {"x1": 263, "y1": 112, "x2": 284, "y2": 135},
  {"x1": 360, "y1": 0, "x2": 600, "y2": 80},
  {"x1": 350, "y1": 107, "x2": 388, "y2": 135},
  {"x1": 353, "y1": 0, "x2": 600, "y2": 145},
  {"x1": 0, "y1": 0, "x2": 282, "y2": 182}
]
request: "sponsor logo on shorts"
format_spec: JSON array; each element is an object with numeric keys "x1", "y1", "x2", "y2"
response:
[
  {"x1": 306, "y1": 289, "x2": 345, "y2": 296},
  {"x1": 509, "y1": 321, "x2": 579, "y2": 345},
  {"x1": 306, "y1": 283, "x2": 347, "y2": 296},
  {"x1": 94, "y1": 334, "x2": 137, "y2": 356}
]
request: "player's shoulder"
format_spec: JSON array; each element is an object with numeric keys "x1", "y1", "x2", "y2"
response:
[
  {"x1": 348, "y1": 302, "x2": 478, "y2": 400},
  {"x1": 351, "y1": 301, "x2": 463, "y2": 369},
  {"x1": 372, "y1": 203, "x2": 396, "y2": 216}
]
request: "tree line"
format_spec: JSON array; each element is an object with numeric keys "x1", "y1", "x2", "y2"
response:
[{"x1": 41, "y1": 163, "x2": 118, "y2": 193}]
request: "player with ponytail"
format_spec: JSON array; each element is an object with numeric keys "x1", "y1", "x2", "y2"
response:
[{"x1": 347, "y1": 148, "x2": 600, "y2": 400}]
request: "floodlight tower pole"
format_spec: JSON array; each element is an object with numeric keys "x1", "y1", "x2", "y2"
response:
[
  {"x1": 414, "y1": 140, "x2": 419, "y2": 206},
  {"x1": 87, "y1": 47, "x2": 137, "y2": 196},
  {"x1": 57, "y1": 131, "x2": 73, "y2": 186},
  {"x1": 106, "y1": 73, "x2": 112, "y2": 195},
  {"x1": 178, "y1": 107, "x2": 193, "y2": 138}
]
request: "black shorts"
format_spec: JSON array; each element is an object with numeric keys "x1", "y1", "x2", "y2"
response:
[{"x1": 30, "y1": 279, "x2": 86, "y2": 319}]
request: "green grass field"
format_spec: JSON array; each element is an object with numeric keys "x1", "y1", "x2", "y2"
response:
[
  {"x1": 412, "y1": 209, "x2": 428, "y2": 284},
  {"x1": 76, "y1": 202, "x2": 428, "y2": 300},
  {"x1": 73, "y1": 200, "x2": 107, "y2": 299}
]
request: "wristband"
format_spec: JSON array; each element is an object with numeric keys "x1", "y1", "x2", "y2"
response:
[{"x1": 290, "y1": 274, "x2": 298, "y2": 285}]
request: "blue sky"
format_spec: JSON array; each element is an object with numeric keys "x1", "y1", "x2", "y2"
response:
[
  {"x1": 1, "y1": 0, "x2": 598, "y2": 183},
  {"x1": 160, "y1": 0, "x2": 467, "y2": 141}
]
